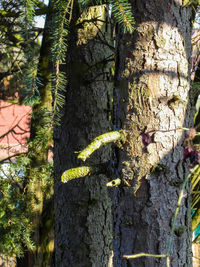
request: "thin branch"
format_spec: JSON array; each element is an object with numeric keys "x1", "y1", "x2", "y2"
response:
[
  {"x1": 124, "y1": 253, "x2": 167, "y2": 259},
  {"x1": 0, "y1": 152, "x2": 28, "y2": 163},
  {"x1": 0, "y1": 113, "x2": 30, "y2": 141},
  {"x1": 93, "y1": 20, "x2": 115, "y2": 52},
  {"x1": 193, "y1": 255, "x2": 200, "y2": 260}
]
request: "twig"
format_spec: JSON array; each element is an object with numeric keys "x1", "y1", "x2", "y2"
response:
[
  {"x1": 0, "y1": 152, "x2": 28, "y2": 163},
  {"x1": 146, "y1": 127, "x2": 188, "y2": 135},
  {"x1": 193, "y1": 255, "x2": 200, "y2": 260},
  {"x1": 124, "y1": 253, "x2": 167, "y2": 259}
]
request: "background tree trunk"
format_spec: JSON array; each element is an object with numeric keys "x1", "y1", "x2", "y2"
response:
[
  {"x1": 113, "y1": 1, "x2": 194, "y2": 266},
  {"x1": 54, "y1": 5, "x2": 114, "y2": 266},
  {"x1": 17, "y1": 2, "x2": 54, "y2": 266}
]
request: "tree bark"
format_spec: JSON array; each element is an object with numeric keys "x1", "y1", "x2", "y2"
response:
[
  {"x1": 54, "y1": 1, "x2": 195, "y2": 267},
  {"x1": 54, "y1": 5, "x2": 114, "y2": 267},
  {"x1": 113, "y1": 1, "x2": 194, "y2": 266}
]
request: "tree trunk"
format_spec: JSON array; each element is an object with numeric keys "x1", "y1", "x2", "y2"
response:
[
  {"x1": 17, "y1": 2, "x2": 54, "y2": 266},
  {"x1": 113, "y1": 1, "x2": 194, "y2": 266},
  {"x1": 54, "y1": 5, "x2": 114, "y2": 267}
]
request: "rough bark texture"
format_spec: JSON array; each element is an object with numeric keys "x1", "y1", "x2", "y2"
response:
[
  {"x1": 54, "y1": 5, "x2": 114, "y2": 266},
  {"x1": 112, "y1": 1, "x2": 194, "y2": 266}
]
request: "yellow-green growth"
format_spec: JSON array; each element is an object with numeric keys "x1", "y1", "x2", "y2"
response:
[
  {"x1": 183, "y1": 0, "x2": 200, "y2": 5},
  {"x1": 124, "y1": 253, "x2": 167, "y2": 259},
  {"x1": 106, "y1": 178, "x2": 121, "y2": 187},
  {"x1": 78, "y1": 131, "x2": 122, "y2": 161},
  {"x1": 61, "y1": 166, "x2": 97, "y2": 183}
]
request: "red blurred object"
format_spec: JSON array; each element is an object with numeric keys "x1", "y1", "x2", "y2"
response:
[{"x1": 0, "y1": 100, "x2": 32, "y2": 160}]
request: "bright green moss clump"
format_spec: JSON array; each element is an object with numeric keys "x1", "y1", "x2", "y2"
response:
[{"x1": 61, "y1": 166, "x2": 97, "y2": 182}]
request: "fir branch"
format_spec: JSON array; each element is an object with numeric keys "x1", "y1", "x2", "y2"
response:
[
  {"x1": 110, "y1": 0, "x2": 135, "y2": 33},
  {"x1": 51, "y1": 0, "x2": 74, "y2": 125},
  {"x1": 20, "y1": 0, "x2": 40, "y2": 104},
  {"x1": 78, "y1": 0, "x2": 103, "y2": 9},
  {"x1": 23, "y1": 0, "x2": 36, "y2": 28}
]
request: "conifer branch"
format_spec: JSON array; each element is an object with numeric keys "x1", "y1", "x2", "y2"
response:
[
  {"x1": 110, "y1": 0, "x2": 135, "y2": 33},
  {"x1": 19, "y1": 0, "x2": 40, "y2": 104},
  {"x1": 52, "y1": 0, "x2": 74, "y2": 125},
  {"x1": 78, "y1": 0, "x2": 103, "y2": 9}
]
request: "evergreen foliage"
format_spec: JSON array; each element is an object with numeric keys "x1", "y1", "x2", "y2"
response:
[
  {"x1": 0, "y1": 0, "x2": 53, "y2": 259},
  {"x1": 51, "y1": 0, "x2": 72, "y2": 125},
  {"x1": 0, "y1": 107, "x2": 53, "y2": 257},
  {"x1": 110, "y1": 0, "x2": 135, "y2": 33},
  {"x1": 20, "y1": 0, "x2": 41, "y2": 104},
  {"x1": 0, "y1": 160, "x2": 53, "y2": 257},
  {"x1": 0, "y1": 159, "x2": 34, "y2": 257},
  {"x1": 0, "y1": 0, "x2": 40, "y2": 102}
]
